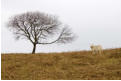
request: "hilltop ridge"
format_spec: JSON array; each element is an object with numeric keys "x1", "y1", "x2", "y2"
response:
[{"x1": 1, "y1": 48, "x2": 121, "y2": 80}]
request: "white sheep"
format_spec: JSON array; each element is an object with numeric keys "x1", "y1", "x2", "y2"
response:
[{"x1": 90, "y1": 45, "x2": 103, "y2": 54}]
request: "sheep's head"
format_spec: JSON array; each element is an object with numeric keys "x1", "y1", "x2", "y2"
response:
[{"x1": 90, "y1": 44, "x2": 94, "y2": 49}]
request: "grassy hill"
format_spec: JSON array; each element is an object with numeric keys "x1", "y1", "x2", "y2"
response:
[{"x1": 1, "y1": 48, "x2": 121, "y2": 80}]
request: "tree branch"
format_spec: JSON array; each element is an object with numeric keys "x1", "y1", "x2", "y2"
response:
[{"x1": 37, "y1": 27, "x2": 64, "y2": 44}]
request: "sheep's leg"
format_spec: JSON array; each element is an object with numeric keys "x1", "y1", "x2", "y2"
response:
[
  {"x1": 92, "y1": 50, "x2": 95, "y2": 54},
  {"x1": 93, "y1": 50, "x2": 96, "y2": 54},
  {"x1": 97, "y1": 50, "x2": 99, "y2": 54},
  {"x1": 92, "y1": 50, "x2": 94, "y2": 54},
  {"x1": 99, "y1": 50, "x2": 101, "y2": 55}
]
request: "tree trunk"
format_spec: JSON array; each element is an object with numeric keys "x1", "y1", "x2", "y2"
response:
[{"x1": 32, "y1": 43, "x2": 36, "y2": 54}]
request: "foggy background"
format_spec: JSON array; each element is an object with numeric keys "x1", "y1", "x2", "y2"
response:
[{"x1": 1, "y1": 0, "x2": 121, "y2": 53}]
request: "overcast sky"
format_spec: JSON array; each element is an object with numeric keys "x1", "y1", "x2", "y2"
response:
[{"x1": 1, "y1": 0, "x2": 121, "y2": 53}]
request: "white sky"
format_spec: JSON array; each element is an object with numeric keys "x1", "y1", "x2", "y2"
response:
[{"x1": 1, "y1": 0, "x2": 121, "y2": 53}]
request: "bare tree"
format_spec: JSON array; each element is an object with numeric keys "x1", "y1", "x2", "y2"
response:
[{"x1": 7, "y1": 11, "x2": 75, "y2": 54}]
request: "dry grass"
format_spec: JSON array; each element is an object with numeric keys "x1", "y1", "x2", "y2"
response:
[{"x1": 1, "y1": 48, "x2": 121, "y2": 80}]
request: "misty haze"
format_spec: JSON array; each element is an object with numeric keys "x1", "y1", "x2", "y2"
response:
[
  {"x1": 2, "y1": 0, "x2": 121, "y2": 53},
  {"x1": 1, "y1": 0, "x2": 121, "y2": 80}
]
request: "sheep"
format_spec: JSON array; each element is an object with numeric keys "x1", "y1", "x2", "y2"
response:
[{"x1": 90, "y1": 45, "x2": 103, "y2": 54}]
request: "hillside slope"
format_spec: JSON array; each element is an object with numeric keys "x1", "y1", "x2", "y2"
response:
[{"x1": 1, "y1": 48, "x2": 121, "y2": 80}]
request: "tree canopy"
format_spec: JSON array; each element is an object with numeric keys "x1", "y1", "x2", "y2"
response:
[{"x1": 7, "y1": 11, "x2": 76, "y2": 53}]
